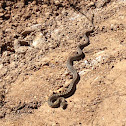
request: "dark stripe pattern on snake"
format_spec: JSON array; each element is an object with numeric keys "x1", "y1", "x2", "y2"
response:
[{"x1": 48, "y1": 14, "x2": 94, "y2": 109}]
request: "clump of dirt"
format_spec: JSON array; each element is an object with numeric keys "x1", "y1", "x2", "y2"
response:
[{"x1": 0, "y1": 0, "x2": 126, "y2": 125}]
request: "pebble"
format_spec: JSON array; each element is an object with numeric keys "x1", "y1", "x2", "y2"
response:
[
  {"x1": 32, "y1": 32, "x2": 45, "y2": 49},
  {"x1": 4, "y1": 13, "x2": 10, "y2": 19},
  {"x1": 95, "y1": 0, "x2": 110, "y2": 8},
  {"x1": 9, "y1": 61, "x2": 18, "y2": 69},
  {"x1": 21, "y1": 24, "x2": 41, "y2": 36},
  {"x1": 21, "y1": 28, "x2": 34, "y2": 36},
  {"x1": 54, "y1": 0, "x2": 61, "y2": 5},
  {"x1": 79, "y1": 69, "x2": 90, "y2": 75},
  {"x1": 110, "y1": 24, "x2": 117, "y2": 31},
  {"x1": 14, "y1": 39, "x2": 29, "y2": 54},
  {"x1": 0, "y1": 64, "x2": 3, "y2": 69},
  {"x1": 87, "y1": 2, "x2": 95, "y2": 7},
  {"x1": 0, "y1": 67, "x2": 7, "y2": 77}
]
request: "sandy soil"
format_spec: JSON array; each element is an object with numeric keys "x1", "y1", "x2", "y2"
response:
[{"x1": 0, "y1": 0, "x2": 126, "y2": 126}]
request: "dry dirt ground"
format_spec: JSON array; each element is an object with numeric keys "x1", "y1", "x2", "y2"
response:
[{"x1": 0, "y1": 0, "x2": 126, "y2": 126}]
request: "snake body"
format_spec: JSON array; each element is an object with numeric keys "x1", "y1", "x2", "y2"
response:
[{"x1": 48, "y1": 15, "x2": 94, "y2": 109}]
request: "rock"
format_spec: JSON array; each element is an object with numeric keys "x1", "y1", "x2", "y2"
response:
[
  {"x1": 54, "y1": 0, "x2": 61, "y2": 5},
  {"x1": 110, "y1": 24, "x2": 117, "y2": 31},
  {"x1": 0, "y1": 19, "x2": 2, "y2": 24},
  {"x1": 87, "y1": 2, "x2": 95, "y2": 8},
  {"x1": 0, "y1": 64, "x2": 3, "y2": 69},
  {"x1": 21, "y1": 24, "x2": 42, "y2": 36},
  {"x1": 4, "y1": 13, "x2": 10, "y2": 20},
  {"x1": 0, "y1": 12, "x2": 4, "y2": 17},
  {"x1": 0, "y1": 9, "x2": 4, "y2": 13},
  {"x1": 79, "y1": 69, "x2": 90, "y2": 75},
  {"x1": 0, "y1": 67, "x2": 7, "y2": 77},
  {"x1": 95, "y1": 0, "x2": 110, "y2": 8},
  {"x1": 16, "y1": 47, "x2": 29, "y2": 54},
  {"x1": 0, "y1": 111, "x2": 5, "y2": 118},
  {"x1": 32, "y1": 32, "x2": 45, "y2": 49},
  {"x1": 9, "y1": 61, "x2": 18, "y2": 70},
  {"x1": 37, "y1": 18, "x2": 44, "y2": 24},
  {"x1": 14, "y1": 39, "x2": 20, "y2": 50},
  {"x1": 15, "y1": 1, "x2": 24, "y2": 8},
  {"x1": 21, "y1": 28, "x2": 34, "y2": 36},
  {"x1": 14, "y1": 39, "x2": 29, "y2": 54},
  {"x1": 30, "y1": 24, "x2": 41, "y2": 30}
]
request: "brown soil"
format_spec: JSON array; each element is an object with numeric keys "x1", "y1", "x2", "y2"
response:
[{"x1": 0, "y1": 0, "x2": 126, "y2": 126}]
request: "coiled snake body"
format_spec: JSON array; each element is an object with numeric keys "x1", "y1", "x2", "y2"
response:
[{"x1": 48, "y1": 15, "x2": 94, "y2": 109}]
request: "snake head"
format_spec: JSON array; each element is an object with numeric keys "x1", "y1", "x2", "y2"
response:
[
  {"x1": 60, "y1": 99, "x2": 67, "y2": 109},
  {"x1": 48, "y1": 95, "x2": 67, "y2": 109}
]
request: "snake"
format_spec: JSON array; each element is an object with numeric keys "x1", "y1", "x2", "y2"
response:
[{"x1": 48, "y1": 14, "x2": 94, "y2": 109}]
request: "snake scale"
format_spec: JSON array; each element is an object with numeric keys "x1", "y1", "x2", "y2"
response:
[{"x1": 48, "y1": 14, "x2": 94, "y2": 109}]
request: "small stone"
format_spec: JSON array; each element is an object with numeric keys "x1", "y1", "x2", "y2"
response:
[
  {"x1": 0, "y1": 9, "x2": 4, "y2": 13},
  {"x1": 0, "y1": 67, "x2": 7, "y2": 77},
  {"x1": 21, "y1": 28, "x2": 34, "y2": 36},
  {"x1": 32, "y1": 33, "x2": 45, "y2": 49},
  {"x1": 14, "y1": 39, "x2": 29, "y2": 54},
  {"x1": 32, "y1": 1, "x2": 37, "y2": 5},
  {"x1": 0, "y1": 12, "x2": 4, "y2": 17},
  {"x1": 4, "y1": 13, "x2": 10, "y2": 19},
  {"x1": 17, "y1": 47, "x2": 29, "y2": 54},
  {"x1": 79, "y1": 69, "x2": 90, "y2": 75},
  {"x1": 110, "y1": 24, "x2": 117, "y2": 31},
  {"x1": 9, "y1": 62, "x2": 18, "y2": 69},
  {"x1": 42, "y1": 4, "x2": 48, "y2": 8},
  {"x1": 0, "y1": 19, "x2": 2, "y2": 24},
  {"x1": 17, "y1": 26, "x2": 23, "y2": 33},
  {"x1": 21, "y1": 24, "x2": 41, "y2": 36},
  {"x1": 0, "y1": 112, "x2": 5, "y2": 118},
  {"x1": 16, "y1": 2, "x2": 24, "y2": 8},
  {"x1": 95, "y1": 0, "x2": 110, "y2": 8},
  {"x1": 5, "y1": 7, "x2": 10, "y2": 11},
  {"x1": 30, "y1": 24, "x2": 41, "y2": 30},
  {"x1": 54, "y1": 0, "x2": 61, "y2": 5},
  {"x1": 88, "y1": 2, "x2": 95, "y2": 7},
  {"x1": 101, "y1": 26, "x2": 107, "y2": 32},
  {"x1": 14, "y1": 39, "x2": 20, "y2": 50},
  {"x1": 37, "y1": 18, "x2": 44, "y2": 24},
  {"x1": 0, "y1": 64, "x2": 3, "y2": 69}
]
